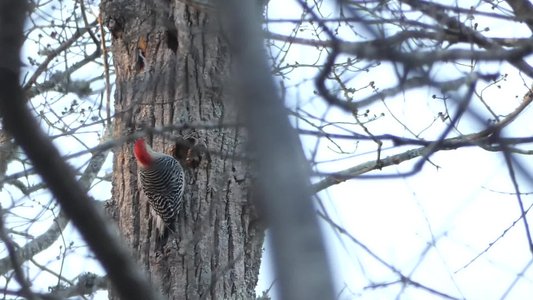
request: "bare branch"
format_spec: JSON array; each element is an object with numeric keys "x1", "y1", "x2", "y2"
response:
[
  {"x1": 0, "y1": 209, "x2": 68, "y2": 275},
  {"x1": 0, "y1": 130, "x2": 16, "y2": 191},
  {"x1": 47, "y1": 273, "x2": 108, "y2": 299},
  {"x1": 22, "y1": 20, "x2": 99, "y2": 93},
  {"x1": 311, "y1": 84, "x2": 533, "y2": 191},
  {"x1": 311, "y1": 146, "x2": 428, "y2": 193},
  {"x1": 0, "y1": 209, "x2": 38, "y2": 300},
  {"x1": 0, "y1": 128, "x2": 112, "y2": 275},
  {"x1": 502, "y1": 0, "x2": 533, "y2": 33},
  {"x1": 401, "y1": 0, "x2": 533, "y2": 77},
  {"x1": 318, "y1": 212, "x2": 462, "y2": 300}
]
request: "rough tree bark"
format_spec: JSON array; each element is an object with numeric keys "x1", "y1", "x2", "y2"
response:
[{"x1": 100, "y1": 1, "x2": 263, "y2": 299}]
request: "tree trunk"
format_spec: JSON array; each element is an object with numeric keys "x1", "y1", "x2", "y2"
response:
[{"x1": 100, "y1": 1, "x2": 263, "y2": 299}]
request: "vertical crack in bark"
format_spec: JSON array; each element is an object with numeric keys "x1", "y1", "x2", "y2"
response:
[
  {"x1": 210, "y1": 196, "x2": 220, "y2": 300},
  {"x1": 225, "y1": 178, "x2": 234, "y2": 297}
]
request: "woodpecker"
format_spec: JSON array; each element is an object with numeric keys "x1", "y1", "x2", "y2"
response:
[{"x1": 133, "y1": 138, "x2": 185, "y2": 237}]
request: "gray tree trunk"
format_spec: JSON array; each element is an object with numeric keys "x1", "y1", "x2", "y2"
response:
[{"x1": 100, "y1": 1, "x2": 263, "y2": 299}]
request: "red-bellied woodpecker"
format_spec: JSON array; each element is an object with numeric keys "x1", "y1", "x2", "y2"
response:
[{"x1": 133, "y1": 138, "x2": 185, "y2": 236}]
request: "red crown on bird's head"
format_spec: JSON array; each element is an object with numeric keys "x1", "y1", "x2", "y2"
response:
[{"x1": 134, "y1": 138, "x2": 152, "y2": 167}]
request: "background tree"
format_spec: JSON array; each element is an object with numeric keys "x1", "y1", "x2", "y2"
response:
[{"x1": 1, "y1": 0, "x2": 533, "y2": 299}]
